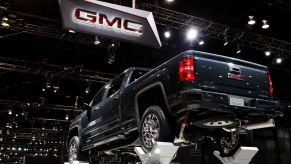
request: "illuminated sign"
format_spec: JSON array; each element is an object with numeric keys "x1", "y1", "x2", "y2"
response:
[
  {"x1": 59, "y1": 0, "x2": 161, "y2": 48},
  {"x1": 74, "y1": 8, "x2": 142, "y2": 36}
]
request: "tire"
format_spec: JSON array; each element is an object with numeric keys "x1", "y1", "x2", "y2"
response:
[
  {"x1": 139, "y1": 105, "x2": 172, "y2": 152},
  {"x1": 68, "y1": 136, "x2": 87, "y2": 164},
  {"x1": 215, "y1": 130, "x2": 253, "y2": 157}
]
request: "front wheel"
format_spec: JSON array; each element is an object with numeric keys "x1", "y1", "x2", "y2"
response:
[
  {"x1": 139, "y1": 105, "x2": 172, "y2": 152},
  {"x1": 69, "y1": 136, "x2": 80, "y2": 164}
]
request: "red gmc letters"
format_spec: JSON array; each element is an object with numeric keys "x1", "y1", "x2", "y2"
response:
[{"x1": 74, "y1": 8, "x2": 142, "y2": 35}]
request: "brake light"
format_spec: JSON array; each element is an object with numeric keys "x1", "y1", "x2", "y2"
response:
[
  {"x1": 268, "y1": 73, "x2": 273, "y2": 95},
  {"x1": 179, "y1": 57, "x2": 195, "y2": 81}
]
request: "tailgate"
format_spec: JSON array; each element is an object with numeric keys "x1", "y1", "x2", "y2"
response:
[{"x1": 194, "y1": 52, "x2": 270, "y2": 100}]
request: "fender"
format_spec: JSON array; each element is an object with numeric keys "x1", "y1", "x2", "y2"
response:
[{"x1": 134, "y1": 82, "x2": 170, "y2": 125}]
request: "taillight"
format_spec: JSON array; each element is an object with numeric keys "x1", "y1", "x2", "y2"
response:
[
  {"x1": 268, "y1": 72, "x2": 273, "y2": 95},
  {"x1": 179, "y1": 57, "x2": 195, "y2": 81}
]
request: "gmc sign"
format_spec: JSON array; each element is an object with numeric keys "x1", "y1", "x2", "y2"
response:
[
  {"x1": 74, "y1": 8, "x2": 142, "y2": 36},
  {"x1": 59, "y1": 0, "x2": 161, "y2": 48}
]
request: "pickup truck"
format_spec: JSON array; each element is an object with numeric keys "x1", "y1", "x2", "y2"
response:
[{"x1": 67, "y1": 50, "x2": 279, "y2": 163}]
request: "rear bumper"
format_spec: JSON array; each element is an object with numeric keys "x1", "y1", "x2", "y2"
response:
[{"x1": 168, "y1": 89, "x2": 279, "y2": 116}]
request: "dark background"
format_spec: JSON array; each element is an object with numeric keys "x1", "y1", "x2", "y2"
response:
[{"x1": 0, "y1": 0, "x2": 291, "y2": 163}]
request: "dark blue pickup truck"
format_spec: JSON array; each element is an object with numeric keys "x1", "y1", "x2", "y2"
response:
[{"x1": 67, "y1": 50, "x2": 279, "y2": 163}]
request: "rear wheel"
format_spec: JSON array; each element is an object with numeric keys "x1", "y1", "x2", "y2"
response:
[
  {"x1": 216, "y1": 130, "x2": 240, "y2": 156},
  {"x1": 139, "y1": 105, "x2": 172, "y2": 152}
]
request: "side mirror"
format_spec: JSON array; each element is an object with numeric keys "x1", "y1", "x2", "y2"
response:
[
  {"x1": 83, "y1": 103, "x2": 91, "y2": 118},
  {"x1": 83, "y1": 103, "x2": 90, "y2": 111}
]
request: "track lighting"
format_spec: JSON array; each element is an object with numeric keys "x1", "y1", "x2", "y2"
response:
[
  {"x1": 94, "y1": 36, "x2": 101, "y2": 45},
  {"x1": 198, "y1": 40, "x2": 204, "y2": 45},
  {"x1": 1, "y1": 17, "x2": 9, "y2": 27},
  {"x1": 164, "y1": 30, "x2": 171, "y2": 38},
  {"x1": 68, "y1": 30, "x2": 76, "y2": 33},
  {"x1": 236, "y1": 44, "x2": 241, "y2": 54},
  {"x1": 262, "y1": 20, "x2": 269, "y2": 29},
  {"x1": 248, "y1": 16, "x2": 256, "y2": 25},
  {"x1": 275, "y1": 57, "x2": 282, "y2": 64},
  {"x1": 107, "y1": 43, "x2": 116, "y2": 64},
  {"x1": 186, "y1": 28, "x2": 198, "y2": 41},
  {"x1": 265, "y1": 50, "x2": 271, "y2": 56}
]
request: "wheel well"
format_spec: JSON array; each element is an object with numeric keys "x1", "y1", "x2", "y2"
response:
[
  {"x1": 137, "y1": 85, "x2": 169, "y2": 119},
  {"x1": 68, "y1": 127, "x2": 79, "y2": 145}
]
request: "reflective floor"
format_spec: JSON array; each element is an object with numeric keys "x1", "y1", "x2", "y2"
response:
[{"x1": 172, "y1": 128, "x2": 291, "y2": 164}]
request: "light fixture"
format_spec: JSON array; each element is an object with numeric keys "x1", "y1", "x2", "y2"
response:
[
  {"x1": 248, "y1": 16, "x2": 256, "y2": 25},
  {"x1": 107, "y1": 44, "x2": 116, "y2": 64},
  {"x1": 265, "y1": 50, "x2": 271, "y2": 56},
  {"x1": 166, "y1": 0, "x2": 174, "y2": 2},
  {"x1": 186, "y1": 28, "x2": 198, "y2": 41},
  {"x1": 198, "y1": 40, "x2": 204, "y2": 45},
  {"x1": 94, "y1": 36, "x2": 101, "y2": 45},
  {"x1": 276, "y1": 57, "x2": 282, "y2": 64},
  {"x1": 85, "y1": 86, "x2": 90, "y2": 94},
  {"x1": 236, "y1": 44, "x2": 241, "y2": 54},
  {"x1": 42, "y1": 88, "x2": 46, "y2": 92},
  {"x1": 65, "y1": 114, "x2": 69, "y2": 120},
  {"x1": 68, "y1": 30, "x2": 75, "y2": 33},
  {"x1": 1, "y1": 17, "x2": 9, "y2": 27},
  {"x1": 8, "y1": 110, "x2": 12, "y2": 115},
  {"x1": 223, "y1": 32, "x2": 229, "y2": 46},
  {"x1": 164, "y1": 30, "x2": 171, "y2": 38},
  {"x1": 262, "y1": 20, "x2": 269, "y2": 29}
]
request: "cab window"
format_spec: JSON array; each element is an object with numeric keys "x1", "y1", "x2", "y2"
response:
[
  {"x1": 106, "y1": 74, "x2": 125, "y2": 98},
  {"x1": 91, "y1": 86, "x2": 106, "y2": 106}
]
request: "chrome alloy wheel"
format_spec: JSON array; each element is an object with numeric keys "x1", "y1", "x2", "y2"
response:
[
  {"x1": 69, "y1": 139, "x2": 78, "y2": 163},
  {"x1": 202, "y1": 120, "x2": 234, "y2": 127},
  {"x1": 142, "y1": 113, "x2": 160, "y2": 149}
]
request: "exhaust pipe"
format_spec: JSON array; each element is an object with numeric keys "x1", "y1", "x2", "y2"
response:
[
  {"x1": 223, "y1": 119, "x2": 275, "y2": 132},
  {"x1": 244, "y1": 119, "x2": 275, "y2": 130}
]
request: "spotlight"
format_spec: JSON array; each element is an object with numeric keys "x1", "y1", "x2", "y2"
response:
[
  {"x1": 262, "y1": 20, "x2": 269, "y2": 29},
  {"x1": 198, "y1": 40, "x2": 204, "y2": 45},
  {"x1": 42, "y1": 88, "x2": 46, "y2": 92},
  {"x1": 236, "y1": 44, "x2": 241, "y2": 54},
  {"x1": 8, "y1": 110, "x2": 12, "y2": 115},
  {"x1": 186, "y1": 28, "x2": 198, "y2": 41},
  {"x1": 68, "y1": 30, "x2": 75, "y2": 33},
  {"x1": 248, "y1": 16, "x2": 256, "y2": 25},
  {"x1": 94, "y1": 36, "x2": 101, "y2": 45},
  {"x1": 276, "y1": 57, "x2": 282, "y2": 64},
  {"x1": 1, "y1": 17, "x2": 9, "y2": 27},
  {"x1": 164, "y1": 30, "x2": 171, "y2": 38},
  {"x1": 265, "y1": 51, "x2": 271, "y2": 56},
  {"x1": 107, "y1": 44, "x2": 116, "y2": 64},
  {"x1": 85, "y1": 86, "x2": 91, "y2": 94},
  {"x1": 65, "y1": 114, "x2": 69, "y2": 120}
]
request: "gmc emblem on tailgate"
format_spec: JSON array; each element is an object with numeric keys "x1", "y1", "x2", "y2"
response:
[{"x1": 227, "y1": 63, "x2": 244, "y2": 81}]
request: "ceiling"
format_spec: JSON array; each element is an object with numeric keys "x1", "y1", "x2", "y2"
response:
[{"x1": 0, "y1": 0, "x2": 291, "y2": 163}]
